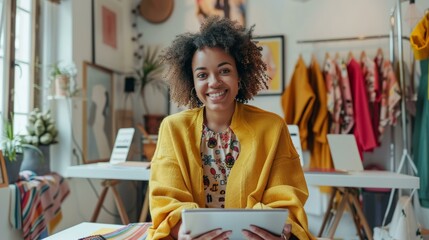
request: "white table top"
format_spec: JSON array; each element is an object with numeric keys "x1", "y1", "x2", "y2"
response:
[
  {"x1": 66, "y1": 162, "x2": 150, "y2": 181},
  {"x1": 66, "y1": 164, "x2": 419, "y2": 190},
  {"x1": 43, "y1": 222, "x2": 122, "y2": 240},
  {"x1": 304, "y1": 170, "x2": 419, "y2": 189}
]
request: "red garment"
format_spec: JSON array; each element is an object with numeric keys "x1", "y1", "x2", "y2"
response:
[
  {"x1": 361, "y1": 54, "x2": 381, "y2": 144},
  {"x1": 347, "y1": 58, "x2": 377, "y2": 157}
]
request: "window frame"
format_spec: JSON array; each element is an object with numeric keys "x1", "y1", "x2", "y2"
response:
[{"x1": 0, "y1": 0, "x2": 40, "y2": 134}]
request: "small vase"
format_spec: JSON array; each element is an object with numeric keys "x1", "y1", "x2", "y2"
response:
[
  {"x1": 144, "y1": 114, "x2": 165, "y2": 135},
  {"x1": 21, "y1": 145, "x2": 51, "y2": 176},
  {"x1": 4, "y1": 154, "x2": 24, "y2": 184},
  {"x1": 54, "y1": 75, "x2": 69, "y2": 96}
]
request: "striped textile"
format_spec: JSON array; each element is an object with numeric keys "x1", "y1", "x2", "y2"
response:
[
  {"x1": 102, "y1": 223, "x2": 152, "y2": 240},
  {"x1": 9, "y1": 171, "x2": 70, "y2": 240}
]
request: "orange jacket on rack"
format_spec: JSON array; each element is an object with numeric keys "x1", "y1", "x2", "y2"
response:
[
  {"x1": 281, "y1": 56, "x2": 315, "y2": 151},
  {"x1": 308, "y1": 57, "x2": 333, "y2": 170}
]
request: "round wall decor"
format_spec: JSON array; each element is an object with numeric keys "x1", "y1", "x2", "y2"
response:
[{"x1": 139, "y1": 0, "x2": 174, "y2": 24}]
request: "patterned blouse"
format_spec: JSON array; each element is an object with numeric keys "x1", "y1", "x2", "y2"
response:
[{"x1": 201, "y1": 124, "x2": 240, "y2": 208}]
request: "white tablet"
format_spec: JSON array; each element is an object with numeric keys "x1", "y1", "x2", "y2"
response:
[{"x1": 182, "y1": 208, "x2": 288, "y2": 239}]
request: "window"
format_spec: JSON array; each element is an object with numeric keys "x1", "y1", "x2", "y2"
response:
[{"x1": 0, "y1": 0, "x2": 37, "y2": 135}]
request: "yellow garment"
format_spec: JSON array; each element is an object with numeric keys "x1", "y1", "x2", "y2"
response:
[
  {"x1": 410, "y1": 12, "x2": 429, "y2": 99},
  {"x1": 148, "y1": 102, "x2": 314, "y2": 240},
  {"x1": 308, "y1": 57, "x2": 333, "y2": 170},
  {"x1": 281, "y1": 56, "x2": 315, "y2": 150}
]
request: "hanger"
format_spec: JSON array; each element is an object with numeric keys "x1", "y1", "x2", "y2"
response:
[
  {"x1": 325, "y1": 52, "x2": 330, "y2": 60},
  {"x1": 376, "y1": 48, "x2": 384, "y2": 57},
  {"x1": 334, "y1": 52, "x2": 340, "y2": 60},
  {"x1": 360, "y1": 50, "x2": 367, "y2": 60},
  {"x1": 347, "y1": 51, "x2": 354, "y2": 62}
]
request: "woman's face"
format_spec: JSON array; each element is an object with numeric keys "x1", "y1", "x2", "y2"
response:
[{"x1": 191, "y1": 47, "x2": 239, "y2": 113}]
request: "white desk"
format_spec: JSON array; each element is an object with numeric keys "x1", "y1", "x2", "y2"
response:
[
  {"x1": 66, "y1": 163, "x2": 151, "y2": 224},
  {"x1": 66, "y1": 165, "x2": 419, "y2": 239},
  {"x1": 65, "y1": 162, "x2": 150, "y2": 180},
  {"x1": 43, "y1": 222, "x2": 122, "y2": 240},
  {"x1": 304, "y1": 170, "x2": 419, "y2": 240},
  {"x1": 304, "y1": 170, "x2": 419, "y2": 189}
]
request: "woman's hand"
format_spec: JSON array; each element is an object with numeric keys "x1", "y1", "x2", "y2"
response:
[
  {"x1": 176, "y1": 223, "x2": 232, "y2": 240},
  {"x1": 241, "y1": 224, "x2": 292, "y2": 240}
]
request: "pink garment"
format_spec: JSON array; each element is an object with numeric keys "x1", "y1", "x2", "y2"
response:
[
  {"x1": 336, "y1": 59, "x2": 355, "y2": 134},
  {"x1": 347, "y1": 58, "x2": 378, "y2": 157},
  {"x1": 323, "y1": 56, "x2": 342, "y2": 134},
  {"x1": 378, "y1": 59, "x2": 402, "y2": 139}
]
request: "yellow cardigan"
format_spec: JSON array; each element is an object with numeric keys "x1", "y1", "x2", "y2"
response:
[{"x1": 148, "y1": 102, "x2": 313, "y2": 240}]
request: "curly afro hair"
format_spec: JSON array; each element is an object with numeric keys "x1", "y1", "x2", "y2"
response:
[{"x1": 161, "y1": 16, "x2": 269, "y2": 108}]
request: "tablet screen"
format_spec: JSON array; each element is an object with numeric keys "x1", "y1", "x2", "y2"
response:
[{"x1": 182, "y1": 208, "x2": 288, "y2": 239}]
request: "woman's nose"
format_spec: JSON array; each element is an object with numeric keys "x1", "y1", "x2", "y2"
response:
[{"x1": 208, "y1": 75, "x2": 222, "y2": 87}]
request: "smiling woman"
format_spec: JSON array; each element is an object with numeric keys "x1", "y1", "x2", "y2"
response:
[{"x1": 148, "y1": 16, "x2": 313, "y2": 240}]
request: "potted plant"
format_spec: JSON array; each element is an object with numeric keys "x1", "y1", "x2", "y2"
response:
[
  {"x1": 21, "y1": 108, "x2": 58, "y2": 175},
  {"x1": 135, "y1": 47, "x2": 168, "y2": 134},
  {"x1": 1, "y1": 116, "x2": 42, "y2": 183},
  {"x1": 49, "y1": 62, "x2": 79, "y2": 97}
]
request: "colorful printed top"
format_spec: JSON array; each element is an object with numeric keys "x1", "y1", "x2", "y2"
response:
[{"x1": 201, "y1": 124, "x2": 240, "y2": 208}]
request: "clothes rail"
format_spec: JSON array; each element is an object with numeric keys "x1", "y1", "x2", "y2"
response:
[{"x1": 296, "y1": 35, "x2": 409, "y2": 44}]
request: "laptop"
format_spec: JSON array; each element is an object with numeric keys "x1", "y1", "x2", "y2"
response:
[
  {"x1": 108, "y1": 128, "x2": 150, "y2": 168},
  {"x1": 327, "y1": 134, "x2": 363, "y2": 172}
]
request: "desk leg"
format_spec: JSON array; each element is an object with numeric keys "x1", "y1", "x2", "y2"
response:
[
  {"x1": 139, "y1": 187, "x2": 150, "y2": 222},
  {"x1": 91, "y1": 180, "x2": 130, "y2": 225},
  {"x1": 318, "y1": 187, "x2": 338, "y2": 237},
  {"x1": 346, "y1": 189, "x2": 364, "y2": 240},
  {"x1": 91, "y1": 185, "x2": 109, "y2": 222},
  {"x1": 111, "y1": 183, "x2": 130, "y2": 225},
  {"x1": 349, "y1": 192, "x2": 373, "y2": 240},
  {"x1": 327, "y1": 190, "x2": 348, "y2": 239}
]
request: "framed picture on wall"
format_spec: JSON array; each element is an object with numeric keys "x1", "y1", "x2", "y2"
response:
[
  {"x1": 253, "y1": 35, "x2": 285, "y2": 96},
  {"x1": 0, "y1": 151, "x2": 8, "y2": 188},
  {"x1": 82, "y1": 62, "x2": 114, "y2": 164},
  {"x1": 195, "y1": 0, "x2": 247, "y2": 26},
  {"x1": 93, "y1": 0, "x2": 125, "y2": 72}
]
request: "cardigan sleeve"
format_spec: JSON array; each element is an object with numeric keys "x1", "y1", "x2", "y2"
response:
[
  {"x1": 253, "y1": 122, "x2": 314, "y2": 240},
  {"x1": 147, "y1": 119, "x2": 199, "y2": 240}
]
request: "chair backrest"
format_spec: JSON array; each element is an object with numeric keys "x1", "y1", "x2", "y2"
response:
[{"x1": 287, "y1": 125, "x2": 303, "y2": 166}]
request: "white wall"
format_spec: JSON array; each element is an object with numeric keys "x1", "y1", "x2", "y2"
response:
[{"x1": 2, "y1": 1, "x2": 428, "y2": 239}]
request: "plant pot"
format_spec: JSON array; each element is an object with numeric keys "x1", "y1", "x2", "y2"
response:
[
  {"x1": 4, "y1": 154, "x2": 24, "y2": 184},
  {"x1": 54, "y1": 75, "x2": 69, "y2": 96},
  {"x1": 21, "y1": 145, "x2": 51, "y2": 176},
  {"x1": 144, "y1": 114, "x2": 165, "y2": 135}
]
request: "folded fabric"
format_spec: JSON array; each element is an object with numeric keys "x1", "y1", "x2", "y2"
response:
[
  {"x1": 9, "y1": 171, "x2": 70, "y2": 240},
  {"x1": 101, "y1": 223, "x2": 152, "y2": 240}
]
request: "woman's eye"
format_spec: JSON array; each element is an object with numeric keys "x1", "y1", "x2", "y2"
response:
[
  {"x1": 220, "y1": 68, "x2": 231, "y2": 74},
  {"x1": 196, "y1": 72, "x2": 207, "y2": 79}
]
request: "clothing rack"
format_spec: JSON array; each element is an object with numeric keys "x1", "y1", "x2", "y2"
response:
[
  {"x1": 296, "y1": 35, "x2": 409, "y2": 44},
  {"x1": 296, "y1": 31, "x2": 401, "y2": 173},
  {"x1": 295, "y1": 3, "x2": 417, "y2": 177}
]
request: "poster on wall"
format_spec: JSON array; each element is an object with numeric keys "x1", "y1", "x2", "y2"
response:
[
  {"x1": 253, "y1": 35, "x2": 285, "y2": 96},
  {"x1": 195, "y1": 0, "x2": 246, "y2": 26},
  {"x1": 94, "y1": 0, "x2": 125, "y2": 72},
  {"x1": 83, "y1": 62, "x2": 114, "y2": 164}
]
